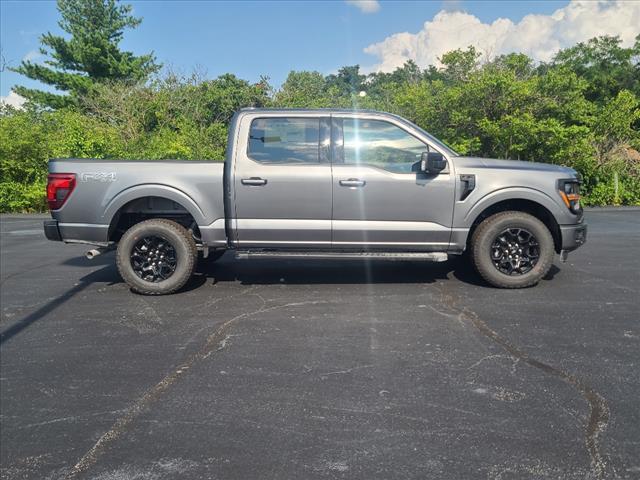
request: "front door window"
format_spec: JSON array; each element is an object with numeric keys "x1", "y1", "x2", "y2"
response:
[{"x1": 342, "y1": 119, "x2": 427, "y2": 174}]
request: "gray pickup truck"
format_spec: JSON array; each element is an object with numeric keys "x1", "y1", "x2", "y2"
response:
[{"x1": 44, "y1": 108, "x2": 586, "y2": 294}]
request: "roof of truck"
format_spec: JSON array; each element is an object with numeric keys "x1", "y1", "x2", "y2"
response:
[{"x1": 238, "y1": 107, "x2": 392, "y2": 115}]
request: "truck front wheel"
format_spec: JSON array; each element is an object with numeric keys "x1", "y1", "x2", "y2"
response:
[
  {"x1": 116, "y1": 219, "x2": 197, "y2": 295},
  {"x1": 470, "y1": 211, "x2": 555, "y2": 288}
]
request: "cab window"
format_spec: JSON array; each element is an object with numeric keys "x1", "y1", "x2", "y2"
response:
[
  {"x1": 342, "y1": 119, "x2": 427, "y2": 173},
  {"x1": 248, "y1": 118, "x2": 320, "y2": 164}
]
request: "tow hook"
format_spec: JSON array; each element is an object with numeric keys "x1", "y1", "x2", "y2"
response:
[{"x1": 559, "y1": 250, "x2": 569, "y2": 263}]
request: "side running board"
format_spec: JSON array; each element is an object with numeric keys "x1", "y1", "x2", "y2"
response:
[{"x1": 235, "y1": 251, "x2": 448, "y2": 262}]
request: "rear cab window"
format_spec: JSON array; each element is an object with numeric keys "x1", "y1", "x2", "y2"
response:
[{"x1": 248, "y1": 117, "x2": 321, "y2": 164}]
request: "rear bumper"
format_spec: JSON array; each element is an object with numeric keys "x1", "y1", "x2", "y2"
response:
[
  {"x1": 560, "y1": 223, "x2": 587, "y2": 252},
  {"x1": 43, "y1": 219, "x2": 62, "y2": 241}
]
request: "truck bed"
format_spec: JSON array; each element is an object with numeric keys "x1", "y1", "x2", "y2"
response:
[{"x1": 48, "y1": 159, "x2": 227, "y2": 246}]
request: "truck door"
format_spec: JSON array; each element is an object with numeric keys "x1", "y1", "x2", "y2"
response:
[
  {"x1": 331, "y1": 116, "x2": 456, "y2": 251},
  {"x1": 232, "y1": 114, "x2": 332, "y2": 248}
]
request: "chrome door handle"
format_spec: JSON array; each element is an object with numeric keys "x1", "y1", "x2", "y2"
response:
[
  {"x1": 339, "y1": 178, "x2": 366, "y2": 188},
  {"x1": 241, "y1": 177, "x2": 267, "y2": 186}
]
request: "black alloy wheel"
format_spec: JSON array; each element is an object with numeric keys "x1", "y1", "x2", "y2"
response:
[
  {"x1": 131, "y1": 235, "x2": 177, "y2": 282},
  {"x1": 490, "y1": 228, "x2": 540, "y2": 275}
]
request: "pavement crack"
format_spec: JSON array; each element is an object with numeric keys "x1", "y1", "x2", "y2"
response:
[
  {"x1": 465, "y1": 354, "x2": 512, "y2": 370},
  {"x1": 436, "y1": 285, "x2": 614, "y2": 480},
  {"x1": 63, "y1": 293, "x2": 328, "y2": 479},
  {"x1": 319, "y1": 364, "x2": 375, "y2": 377},
  {"x1": 17, "y1": 410, "x2": 124, "y2": 430}
]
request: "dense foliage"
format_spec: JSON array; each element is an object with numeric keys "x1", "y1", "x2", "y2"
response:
[{"x1": 1, "y1": 1, "x2": 638, "y2": 211}]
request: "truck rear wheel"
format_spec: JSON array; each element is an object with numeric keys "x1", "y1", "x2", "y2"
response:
[
  {"x1": 470, "y1": 211, "x2": 554, "y2": 289},
  {"x1": 116, "y1": 219, "x2": 197, "y2": 295}
]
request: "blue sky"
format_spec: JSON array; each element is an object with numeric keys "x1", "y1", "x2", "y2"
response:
[{"x1": 1, "y1": 0, "x2": 638, "y2": 101}]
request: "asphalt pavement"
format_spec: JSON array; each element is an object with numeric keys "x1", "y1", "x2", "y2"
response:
[{"x1": 1, "y1": 209, "x2": 639, "y2": 479}]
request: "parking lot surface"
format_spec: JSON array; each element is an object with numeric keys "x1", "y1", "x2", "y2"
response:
[{"x1": 1, "y1": 210, "x2": 639, "y2": 479}]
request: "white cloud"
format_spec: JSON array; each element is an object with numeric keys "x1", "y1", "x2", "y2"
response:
[
  {"x1": 363, "y1": 0, "x2": 640, "y2": 72},
  {"x1": 0, "y1": 91, "x2": 27, "y2": 109},
  {"x1": 346, "y1": 0, "x2": 380, "y2": 14}
]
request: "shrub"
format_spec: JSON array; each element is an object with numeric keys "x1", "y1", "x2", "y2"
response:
[
  {"x1": 582, "y1": 173, "x2": 640, "y2": 206},
  {"x1": 0, "y1": 108, "x2": 52, "y2": 184},
  {"x1": 0, "y1": 181, "x2": 47, "y2": 213}
]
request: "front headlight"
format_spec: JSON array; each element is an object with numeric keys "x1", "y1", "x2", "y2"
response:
[{"x1": 557, "y1": 178, "x2": 582, "y2": 214}]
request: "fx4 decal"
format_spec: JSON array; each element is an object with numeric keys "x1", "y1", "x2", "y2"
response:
[{"x1": 80, "y1": 172, "x2": 116, "y2": 182}]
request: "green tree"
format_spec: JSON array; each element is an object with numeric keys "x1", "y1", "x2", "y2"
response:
[
  {"x1": 275, "y1": 71, "x2": 329, "y2": 108},
  {"x1": 81, "y1": 71, "x2": 270, "y2": 160},
  {"x1": 439, "y1": 46, "x2": 481, "y2": 83},
  {"x1": 551, "y1": 35, "x2": 640, "y2": 102},
  {"x1": 12, "y1": 0, "x2": 159, "y2": 109},
  {"x1": 325, "y1": 65, "x2": 366, "y2": 96},
  {"x1": 488, "y1": 53, "x2": 534, "y2": 79},
  {"x1": 368, "y1": 60, "x2": 424, "y2": 89}
]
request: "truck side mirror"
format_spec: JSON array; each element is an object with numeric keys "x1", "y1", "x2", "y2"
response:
[{"x1": 420, "y1": 151, "x2": 446, "y2": 174}]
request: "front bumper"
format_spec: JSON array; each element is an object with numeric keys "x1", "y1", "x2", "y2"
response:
[
  {"x1": 43, "y1": 219, "x2": 62, "y2": 241},
  {"x1": 560, "y1": 223, "x2": 587, "y2": 252}
]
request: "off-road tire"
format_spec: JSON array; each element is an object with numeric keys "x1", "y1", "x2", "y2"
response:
[
  {"x1": 470, "y1": 211, "x2": 554, "y2": 288},
  {"x1": 116, "y1": 219, "x2": 197, "y2": 295}
]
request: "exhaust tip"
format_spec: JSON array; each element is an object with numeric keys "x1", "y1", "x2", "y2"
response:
[{"x1": 85, "y1": 249, "x2": 101, "y2": 260}]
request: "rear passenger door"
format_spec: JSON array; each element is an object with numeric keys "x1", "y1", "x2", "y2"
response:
[{"x1": 233, "y1": 114, "x2": 332, "y2": 248}]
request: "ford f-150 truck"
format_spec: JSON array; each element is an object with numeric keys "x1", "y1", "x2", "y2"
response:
[{"x1": 44, "y1": 109, "x2": 586, "y2": 294}]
